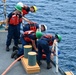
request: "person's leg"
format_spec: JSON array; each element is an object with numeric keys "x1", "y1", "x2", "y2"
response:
[
  {"x1": 18, "y1": 23, "x2": 22, "y2": 44},
  {"x1": 20, "y1": 36, "x2": 27, "y2": 46},
  {"x1": 41, "y1": 41, "x2": 52, "y2": 69},
  {"x1": 13, "y1": 26, "x2": 19, "y2": 47},
  {"x1": 18, "y1": 37, "x2": 30, "y2": 55},
  {"x1": 11, "y1": 37, "x2": 29, "y2": 59},
  {"x1": 12, "y1": 26, "x2": 19, "y2": 51},
  {"x1": 14, "y1": 40, "x2": 29, "y2": 59},
  {"x1": 6, "y1": 25, "x2": 13, "y2": 51},
  {"x1": 37, "y1": 39, "x2": 43, "y2": 65}
]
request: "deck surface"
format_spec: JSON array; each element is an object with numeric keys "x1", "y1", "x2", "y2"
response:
[{"x1": 0, "y1": 31, "x2": 63, "y2": 75}]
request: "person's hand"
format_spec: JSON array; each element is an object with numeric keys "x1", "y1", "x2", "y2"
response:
[
  {"x1": 35, "y1": 48, "x2": 38, "y2": 52},
  {"x1": 5, "y1": 26, "x2": 8, "y2": 30},
  {"x1": 51, "y1": 47, "x2": 54, "y2": 51},
  {"x1": 23, "y1": 32, "x2": 26, "y2": 36}
]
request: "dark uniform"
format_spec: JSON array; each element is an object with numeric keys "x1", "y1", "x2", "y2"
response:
[
  {"x1": 37, "y1": 34, "x2": 55, "y2": 69},
  {"x1": 6, "y1": 11, "x2": 22, "y2": 51}
]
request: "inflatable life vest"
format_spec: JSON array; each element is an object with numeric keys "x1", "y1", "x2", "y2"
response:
[
  {"x1": 29, "y1": 24, "x2": 37, "y2": 32},
  {"x1": 22, "y1": 7, "x2": 30, "y2": 16},
  {"x1": 43, "y1": 35, "x2": 53, "y2": 46},
  {"x1": 9, "y1": 13, "x2": 22, "y2": 25},
  {"x1": 24, "y1": 30, "x2": 35, "y2": 42}
]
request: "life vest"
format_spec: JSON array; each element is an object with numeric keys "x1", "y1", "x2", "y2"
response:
[
  {"x1": 43, "y1": 35, "x2": 53, "y2": 46},
  {"x1": 19, "y1": 17, "x2": 22, "y2": 23},
  {"x1": 22, "y1": 7, "x2": 30, "y2": 16},
  {"x1": 9, "y1": 13, "x2": 22, "y2": 25},
  {"x1": 29, "y1": 24, "x2": 37, "y2": 32},
  {"x1": 24, "y1": 30, "x2": 35, "y2": 42}
]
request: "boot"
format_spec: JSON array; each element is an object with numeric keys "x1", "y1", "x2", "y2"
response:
[
  {"x1": 14, "y1": 54, "x2": 20, "y2": 60},
  {"x1": 6, "y1": 46, "x2": 10, "y2": 51},
  {"x1": 11, "y1": 50, "x2": 18, "y2": 58},
  {"x1": 37, "y1": 61, "x2": 42, "y2": 66},
  {"x1": 47, "y1": 62, "x2": 52, "y2": 69},
  {"x1": 13, "y1": 46, "x2": 19, "y2": 51},
  {"x1": 18, "y1": 39, "x2": 22, "y2": 44}
]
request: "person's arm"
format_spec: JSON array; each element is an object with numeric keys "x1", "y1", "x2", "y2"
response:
[
  {"x1": 5, "y1": 18, "x2": 9, "y2": 26},
  {"x1": 31, "y1": 39, "x2": 38, "y2": 51},
  {"x1": 20, "y1": 24, "x2": 24, "y2": 35},
  {"x1": 22, "y1": 17, "x2": 30, "y2": 22},
  {"x1": 22, "y1": 17, "x2": 36, "y2": 24},
  {"x1": 22, "y1": 17, "x2": 32, "y2": 23},
  {"x1": 5, "y1": 18, "x2": 9, "y2": 30},
  {"x1": 52, "y1": 39, "x2": 56, "y2": 52},
  {"x1": 5, "y1": 13, "x2": 12, "y2": 30}
]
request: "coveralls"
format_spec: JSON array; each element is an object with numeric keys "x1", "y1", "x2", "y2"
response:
[
  {"x1": 6, "y1": 12, "x2": 22, "y2": 47},
  {"x1": 37, "y1": 36, "x2": 55, "y2": 63}
]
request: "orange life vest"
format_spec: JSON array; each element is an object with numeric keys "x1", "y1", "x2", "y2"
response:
[
  {"x1": 43, "y1": 35, "x2": 53, "y2": 46},
  {"x1": 29, "y1": 24, "x2": 37, "y2": 32},
  {"x1": 9, "y1": 13, "x2": 22, "y2": 25},
  {"x1": 24, "y1": 30, "x2": 35, "y2": 42}
]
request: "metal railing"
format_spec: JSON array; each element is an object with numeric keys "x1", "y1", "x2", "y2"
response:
[{"x1": 56, "y1": 42, "x2": 58, "y2": 73}]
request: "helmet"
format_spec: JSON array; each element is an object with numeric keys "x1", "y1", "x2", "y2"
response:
[
  {"x1": 39, "y1": 24, "x2": 47, "y2": 31},
  {"x1": 55, "y1": 34, "x2": 62, "y2": 42},
  {"x1": 16, "y1": 2, "x2": 24, "y2": 7},
  {"x1": 15, "y1": 4, "x2": 22, "y2": 12},
  {"x1": 36, "y1": 31, "x2": 43, "y2": 39},
  {"x1": 32, "y1": 6, "x2": 37, "y2": 12},
  {"x1": 42, "y1": 24, "x2": 47, "y2": 31}
]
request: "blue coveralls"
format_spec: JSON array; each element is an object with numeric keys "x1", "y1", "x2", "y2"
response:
[
  {"x1": 17, "y1": 32, "x2": 37, "y2": 56},
  {"x1": 20, "y1": 23, "x2": 39, "y2": 36},
  {"x1": 23, "y1": 23, "x2": 39, "y2": 31},
  {"x1": 37, "y1": 36, "x2": 55, "y2": 63},
  {"x1": 17, "y1": 23, "x2": 39, "y2": 56},
  {"x1": 17, "y1": 23, "x2": 22, "y2": 40},
  {"x1": 6, "y1": 12, "x2": 22, "y2": 47}
]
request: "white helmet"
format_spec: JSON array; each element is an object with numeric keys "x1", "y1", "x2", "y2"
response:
[
  {"x1": 17, "y1": 2, "x2": 24, "y2": 7},
  {"x1": 39, "y1": 24, "x2": 47, "y2": 31}
]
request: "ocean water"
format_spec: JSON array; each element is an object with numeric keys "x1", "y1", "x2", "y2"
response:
[{"x1": 0, "y1": 0, "x2": 76, "y2": 74}]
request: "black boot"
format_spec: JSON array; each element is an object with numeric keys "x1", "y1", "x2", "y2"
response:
[
  {"x1": 6, "y1": 46, "x2": 10, "y2": 51},
  {"x1": 37, "y1": 61, "x2": 42, "y2": 66},
  {"x1": 18, "y1": 39, "x2": 22, "y2": 44},
  {"x1": 14, "y1": 54, "x2": 20, "y2": 60},
  {"x1": 11, "y1": 50, "x2": 18, "y2": 58},
  {"x1": 47, "y1": 62, "x2": 52, "y2": 69},
  {"x1": 13, "y1": 46, "x2": 18, "y2": 51}
]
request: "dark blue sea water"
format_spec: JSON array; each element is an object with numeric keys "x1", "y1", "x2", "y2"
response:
[{"x1": 0, "y1": 0, "x2": 76, "y2": 74}]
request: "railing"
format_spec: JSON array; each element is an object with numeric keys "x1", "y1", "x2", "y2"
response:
[{"x1": 56, "y1": 42, "x2": 58, "y2": 73}]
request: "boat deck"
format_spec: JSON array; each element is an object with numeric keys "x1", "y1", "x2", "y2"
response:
[{"x1": 0, "y1": 31, "x2": 65, "y2": 75}]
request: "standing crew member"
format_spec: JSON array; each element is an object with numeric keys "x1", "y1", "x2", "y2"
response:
[
  {"x1": 6, "y1": 4, "x2": 22, "y2": 51},
  {"x1": 37, "y1": 34, "x2": 62, "y2": 69}
]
